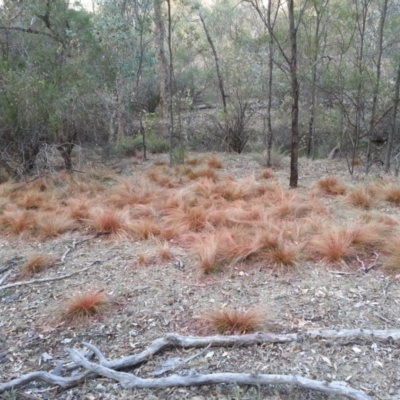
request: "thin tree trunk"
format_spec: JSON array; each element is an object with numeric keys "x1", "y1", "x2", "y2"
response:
[
  {"x1": 288, "y1": 0, "x2": 299, "y2": 188},
  {"x1": 266, "y1": 0, "x2": 274, "y2": 167},
  {"x1": 153, "y1": 0, "x2": 169, "y2": 136},
  {"x1": 365, "y1": 0, "x2": 388, "y2": 173},
  {"x1": 384, "y1": 67, "x2": 400, "y2": 173},
  {"x1": 199, "y1": 12, "x2": 227, "y2": 114}
]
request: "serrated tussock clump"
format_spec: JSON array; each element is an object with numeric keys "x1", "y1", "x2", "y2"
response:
[
  {"x1": 316, "y1": 176, "x2": 347, "y2": 196},
  {"x1": 22, "y1": 253, "x2": 56, "y2": 275},
  {"x1": 87, "y1": 208, "x2": 131, "y2": 237},
  {"x1": 202, "y1": 306, "x2": 267, "y2": 334},
  {"x1": 35, "y1": 212, "x2": 77, "y2": 237},
  {"x1": 59, "y1": 290, "x2": 112, "y2": 322},
  {"x1": 345, "y1": 187, "x2": 376, "y2": 209}
]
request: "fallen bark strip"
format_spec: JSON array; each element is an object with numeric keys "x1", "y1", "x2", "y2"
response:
[
  {"x1": 0, "y1": 267, "x2": 89, "y2": 290},
  {"x1": 2, "y1": 329, "x2": 397, "y2": 396},
  {"x1": 67, "y1": 347, "x2": 373, "y2": 400}
]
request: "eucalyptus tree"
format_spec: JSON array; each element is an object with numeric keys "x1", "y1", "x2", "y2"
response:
[{"x1": 0, "y1": 0, "x2": 102, "y2": 173}]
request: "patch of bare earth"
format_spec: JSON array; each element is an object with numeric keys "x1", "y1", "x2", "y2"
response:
[{"x1": 1, "y1": 153, "x2": 400, "y2": 400}]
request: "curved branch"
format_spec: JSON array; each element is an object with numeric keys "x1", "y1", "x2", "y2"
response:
[{"x1": 69, "y1": 348, "x2": 373, "y2": 400}]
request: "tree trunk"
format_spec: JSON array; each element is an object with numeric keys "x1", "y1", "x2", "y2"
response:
[
  {"x1": 153, "y1": 0, "x2": 169, "y2": 136},
  {"x1": 199, "y1": 12, "x2": 227, "y2": 114},
  {"x1": 288, "y1": 0, "x2": 299, "y2": 188},
  {"x1": 365, "y1": 0, "x2": 388, "y2": 173},
  {"x1": 266, "y1": 0, "x2": 274, "y2": 167},
  {"x1": 384, "y1": 67, "x2": 400, "y2": 173}
]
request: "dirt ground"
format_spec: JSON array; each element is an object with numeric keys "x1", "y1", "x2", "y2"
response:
[{"x1": 1, "y1": 153, "x2": 400, "y2": 400}]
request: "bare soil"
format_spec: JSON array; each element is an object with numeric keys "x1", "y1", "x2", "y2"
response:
[{"x1": 1, "y1": 153, "x2": 400, "y2": 400}]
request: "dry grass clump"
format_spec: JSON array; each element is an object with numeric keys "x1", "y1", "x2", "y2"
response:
[
  {"x1": 194, "y1": 237, "x2": 219, "y2": 274},
  {"x1": 346, "y1": 224, "x2": 387, "y2": 248},
  {"x1": 381, "y1": 184, "x2": 400, "y2": 205},
  {"x1": 381, "y1": 232, "x2": 400, "y2": 273},
  {"x1": 66, "y1": 196, "x2": 93, "y2": 221},
  {"x1": 147, "y1": 169, "x2": 175, "y2": 188},
  {"x1": 107, "y1": 179, "x2": 156, "y2": 208},
  {"x1": 202, "y1": 306, "x2": 266, "y2": 334},
  {"x1": 59, "y1": 290, "x2": 111, "y2": 322},
  {"x1": 316, "y1": 176, "x2": 347, "y2": 196},
  {"x1": 360, "y1": 211, "x2": 399, "y2": 227},
  {"x1": 131, "y1": 218, "x2": 160, "y2": 239},
  {"x1": 186, "y1": 157, "x2": 202, "y2": 166},
  {"x1": 13, "y1": 189, "x2": 56, "y2": 211},
  {"x1": 159, "y1": 242, "x2": 174, "y2": 261},
  {"x1": 87, "y1": 208, "x2": 132, "y2": 237},
  {"x1": 207, "y1": 156, "x2": 223, "y2": 169},
  {"x1": 260, "y1": 169, "x2": 274, "y2": 179},
  {"x1": 164, "y1": 205, "x2": 209, "y2": 233},
  {"x1": 191, "y1": 229, "x2": 258, "y2": 273},
  {"x1": 345, "y1": 187, "x2": 376, "y2": 209},
  {"x1": 22, "y1": 253, "x2": 56, "y2": 275},
  {"x1": 267, "y1": 193, "x2": 313, "y2": 220},
  {"x1": 1, "y1": 208, "x2": 35, "y2": 234},
  {"x1": 266, "y1": 240, "x2": 301, "y2": 268},
  {"x1": 35, "y1": 212, "x2": 77, "y2": 237},
  {"x1": 137, "y1": 252, "x2": 152, "y2": 265},
  {"x1": 188, "y1": 167, "x2": 218, "y2": 181},
  {"x1": 308, "y1": 226, "x2": 354, "y2": 263}
]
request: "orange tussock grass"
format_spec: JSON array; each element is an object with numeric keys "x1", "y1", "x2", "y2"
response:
[
  {"x1": 202, "y1": 306, "x2": 266, "y2": 334},
  {"x1": 147, "y1": 170, "x2": 175, "y2": 188},
  {"x1": 266, "y1": 240, "x2": 301, "y2": 268},
  {"x1": 35, "y1": 212, "x2": 77, "y2": 237},
  {"x1": 163, "y1": 205, "x2": 209, "y2": 233},
  {"x1": 13, "y1": 189, "x2": 56, "y2": 211},
  {"x1": 107, "y1": 179, "x2": 156, "y2": 208},
  {"x1": 59, "y1": 290, "x2": 111, "y2": 322},
  {"x1": 345, "y1": 187, "x2": 375, "y2": 209},
  {"x1": 346, "y1": 224, "x2": 387, "y2": 249},
  {"x1": 66, "y1": 196, "x2": 93, "y2": 221},
  {"x1": 260, "y1": 169, "x2": 274, "y2": 179},
  {"x1": 193, "y1": 228, "x2": 258, "y2": 270},
  {"x1": 154, "y1": 160, "x2": 168, "y2": 166},
  {"x1": 207, "y1": 156, "x2": 223, "y2": 169},
  {"x1": 382, "y1": 232, "x2": 400, "y2": 273},
  {"x1": 159, "y1": 242, "x2": 174, "y2": 261},
  {"x1": 131, "y1": 218, "x2": 160, "y2": 240},
  {"x1": 194, "y1": 237, "x2": 220, "y2": 274},
  {"x1": 137, "y1": 252, "x2": 151, "y2": 265},
  {"x1": 188, "y1": 167, "x2": 218, "y2": 181},
  {"x1": 267, "y1": 193, "x2": 313, "y2": 220},
  {"x1": 308, "y1": 226, "x2": 354, "y2": 263},
  {"x1": 22, "y1": 253, "x2": 56, "y2": 275},
  {"x1": 381, "y1": 184, "x2": 400, "y2": 205},
  {"x1": 186, "y1": 157, "x2": 202, "y2": 166},
  {"x1": 88, "y1": 208, "x2": 132, "y2": 237},
  {"x1": 316, "y1": 176, "x2": 347, "y2": 196},
  {"x1": 1, "y1": 208, "x2": 34, "y2": 234},
  {"x1": 360, "y1": 211, "x2": 399, "y2": 227}
]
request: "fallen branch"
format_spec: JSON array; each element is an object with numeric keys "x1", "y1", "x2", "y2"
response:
[
  {"x1": 2, "y1": 329, "x2": 397, "y2": 396},
  {"x1": 0, "y1": 267, "x2": 89, "y2": 290},
  {"x1": 68, "y1": 347, "x2": 373, "y2": 400}
]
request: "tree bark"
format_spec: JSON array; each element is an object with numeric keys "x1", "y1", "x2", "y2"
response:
[
  {"x1": 384, "y1": 66, "x2": 400, "y2": 173},
  {"x1": 365, "y1": 0, "x2": 388, "y2": 173},
  {"x1": 153, "y1": 0, "x2": 169, "y2": 135},
  {"x1": 288, "y1": 0, "x2": 299, "y2": 188}
]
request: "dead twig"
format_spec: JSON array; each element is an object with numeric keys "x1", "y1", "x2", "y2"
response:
[{"x1": 0, "y1": 267, "x2": 89, "y2": 290}]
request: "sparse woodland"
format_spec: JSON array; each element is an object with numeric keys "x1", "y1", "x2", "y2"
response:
[{"x1": 1, "y1": 0, "x2": 400, "y2": 399}]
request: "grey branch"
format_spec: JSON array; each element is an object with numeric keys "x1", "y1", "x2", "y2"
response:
[
  {"x1": 2, "y1": 329, "x2": 397, "y2": 397},
  {"x1": 68, "y1": 347, "x2": 373, "y2": 400},
  {"x1": 0, "y1": 267, "x2": 89, "y2": 290}
]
